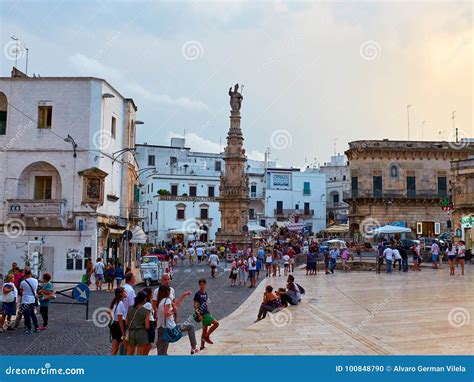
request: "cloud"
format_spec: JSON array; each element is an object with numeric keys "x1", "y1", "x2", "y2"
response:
[
  {"x1": 128, "y1": 83, "x2": 209, "y2": 111},
  {"x1": 167, "y1": 131, "x2": 265, "y2": 161},
  {"x1": 69, "y1": 53, "x2": 121, "y2": 82}
]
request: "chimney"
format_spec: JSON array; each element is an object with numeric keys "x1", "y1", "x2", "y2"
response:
[{"x1": 11, "y1": 67, "x2": 28, "y2": 78}]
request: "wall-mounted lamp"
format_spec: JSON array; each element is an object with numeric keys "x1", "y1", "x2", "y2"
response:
[{"x1": 64, "y1": 134, "x2": 78, "y2": 158}]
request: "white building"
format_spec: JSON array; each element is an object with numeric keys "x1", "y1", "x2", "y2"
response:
[
  {"x1": 319, "y1": 154, "x2": 350, "y2": 225},
  {"x1": 135, "y1": 138, "x2": 273, "y2": 244},
  {"x1": 263, "y1": 168, "x2": 326, "y2": 234},
  {"x1": 0, "y1": 68, "x2": 141, "y2": 281}
]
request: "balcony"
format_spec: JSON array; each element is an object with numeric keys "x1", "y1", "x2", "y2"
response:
[
  {"x1": 6, "y1": 199, "x2": 67, "y2": 228},
  {"x1": 343, "y1": 189, "x2": 448, "y2": 201},
  {"x1": 157, "y1": 195, "x2": 217, "y2": 202},
  {"x1": 274, "y1": 208, "x2": 314, "y2": 218},
  {"x1": 454, "y1": 192, "x2": 474, "y2": 209}
]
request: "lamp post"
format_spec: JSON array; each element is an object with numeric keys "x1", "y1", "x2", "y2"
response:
[{"x1": 64, "y1": 134, "x2": 78, "y2": 157}]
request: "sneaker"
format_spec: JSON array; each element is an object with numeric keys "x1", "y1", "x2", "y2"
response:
[
  {"x1": 190, "y1": 348, "x2": 200, "y2": 355},
  {"x1": 24, "y1": 329, "x2": 33, "y2": 334},
  {"x1": 203, "y1": 336, "x2": 214, "y2": 345},
  {"x1": 39, "y1": 326, "x2": 48, "y2": 331},
  {"x1": 33, "y1": 328, "x2": 40, "y2": 333}
]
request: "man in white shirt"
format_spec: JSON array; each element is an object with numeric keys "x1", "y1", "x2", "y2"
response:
[
  {"x1": 123, "y1": 272, "x2": 136, "y2": 314},
  {"x1": 247, "y1": 254, "x2": 257, "y2": 288},
  {"x1": 383, "y1": 247, "x2": 394, "y2": 273},
  {"x1": 19, "y1": 268, "x2": 39, "y2": 333},
  {"x1": 430, "y1": 242, "x2": 440, "y2": 269},
  {"x1": 93, "y1": 258, "x2": 105, "y2": 290},
  {"x1": 208, "y1": 253, "x2": 219, "y2": 278},
  {"x1": 392, "y1": 248, "x2": 402, "y2": 272},
  {"x1": 196, "y1": 246, "x2": 204, "y2": 265}
]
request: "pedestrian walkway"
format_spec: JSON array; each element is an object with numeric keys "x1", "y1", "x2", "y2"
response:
[{"x1": 156, "y1": 268, "x2": 473, "y2": 355}]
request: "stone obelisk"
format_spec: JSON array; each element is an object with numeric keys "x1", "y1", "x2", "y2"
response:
[{"x1": 215, "y1": 84, "x2": 251, "y2": 249}]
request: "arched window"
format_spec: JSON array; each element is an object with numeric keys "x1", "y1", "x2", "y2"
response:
[
  {"x1": 390, "y1": 164, "x2": 398, "y2": 178},
  {"x1": 199, "y1": 203, "x2": 209, "y2": 219},
  {"x1": 0, "y1": 92, "x2": 7, "y2": 135}
]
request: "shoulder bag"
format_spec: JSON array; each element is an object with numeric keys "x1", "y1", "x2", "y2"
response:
[{"x1": 161, "y1": 298, "x2": 182, "y2": 343}]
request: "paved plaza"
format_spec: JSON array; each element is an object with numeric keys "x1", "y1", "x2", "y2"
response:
[{"x1": 164, "y1": 266, "x2": 473, "y2": 355}]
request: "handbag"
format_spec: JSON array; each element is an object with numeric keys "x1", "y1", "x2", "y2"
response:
[
  {"x1": 24, "y1": 279, "x2": 39, "y2": 306},
  {"x1": 161, "y1": 298, "x2": 182, "y2": 343}
]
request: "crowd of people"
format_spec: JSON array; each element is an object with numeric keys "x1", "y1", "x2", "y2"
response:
[
  {"x1": 0, "y1": 263, "x2": 55, "y2": 334},
  {"x1": 107, "y1": 272, "x2": 219, "y2": 356}
]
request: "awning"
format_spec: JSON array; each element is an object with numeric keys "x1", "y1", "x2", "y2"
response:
[
  {"x1": 247, "y1": 224, "x2": 268, "y2": 232},
  {"x1": 108, "y1": 228, "x2": 124, "y2": 236},
  {"x1": 168, "y1": 228, "x2": 207, "y2": 235},
  {"x1": 322, "y1": 224, "x2": 349, "y2": 234},
  {"x1": 130, "y1": 226, "x2": 147, "y2": 243},
  {"x1": 373, "y1": 225, "x2": 412, "y2": 234},
  {"x1": 285, "y1": 222, "x2": 306, "y2": 231}
]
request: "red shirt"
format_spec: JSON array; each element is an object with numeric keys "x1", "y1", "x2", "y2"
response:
[{"x1": 287, "y1": 247, "x2": 296, "y2": 258}]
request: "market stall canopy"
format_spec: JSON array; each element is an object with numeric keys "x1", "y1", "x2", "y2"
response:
[
  {"x1": 247, "y1": 224, "x2": 267, "y2": 232},
  {"x1": 130, "y1": 226, "x2": 147, "y2": 243},
  {"x1": 285, "y1": 222, "x2": 306, "y2": 231},
  {"x1": 325, "y1": 239, "x2": 347, "y2": 249},
  {"x1": 373, "y1": 225, "x2": 412, "y2": 234},
  {"x1": 322, "y1": 224, "x2": 349, "y2": 234}
]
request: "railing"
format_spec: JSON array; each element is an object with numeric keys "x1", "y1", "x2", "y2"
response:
[
  {"x1": 343, "y1": 189, "x2": 449, "y2": 200},
  {"x1": 274, "y1": 208, "x2": 314, "y2": 217},
  {"x1": 157, "y1": 195, "x2": 217, "y2": 202}
]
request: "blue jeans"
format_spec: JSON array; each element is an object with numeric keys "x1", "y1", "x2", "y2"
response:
[
  {"x1": 386, "y1": 259, "x2": 393, "y2": 273},
  {"x1": 402, "y1": 258, "x2": 408, "y2": 272},
  {"x1": 22, "y1": 303, "x2": 39, "y2": 331},
  {"x1": 330, "y1": 258, "x2": 336, "y2": 272}
]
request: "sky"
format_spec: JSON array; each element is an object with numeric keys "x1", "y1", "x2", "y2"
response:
[{"x1": 1, "y1": 0, "x2": 472, "y2": 167}]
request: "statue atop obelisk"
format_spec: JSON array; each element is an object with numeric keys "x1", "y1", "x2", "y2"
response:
[{"x1": 216, "y1": 84, "x2": 251, "y2": 248}]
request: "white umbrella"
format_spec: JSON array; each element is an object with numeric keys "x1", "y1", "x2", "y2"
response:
[{"x1": 373, "y1": 225, "x2": 412, "y2": 234}]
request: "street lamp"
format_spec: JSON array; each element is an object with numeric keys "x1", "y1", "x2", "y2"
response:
[
  {"x1": 102, "y1": 93, "x2": 115, "y2": 99},
  {"x1": 112, "y1": 148, "x2": 136, "y2": 164},
  {"x1": 64, "y1": 134, "x2": 78, "y2": 158},
  {"x1": 135, "y1": 120, "x2": 144, "y2": 125}
]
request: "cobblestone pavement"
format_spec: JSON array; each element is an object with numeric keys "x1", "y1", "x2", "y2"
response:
[{"x1": 0, "y1": 261, "x2": 265, "y2": 355}]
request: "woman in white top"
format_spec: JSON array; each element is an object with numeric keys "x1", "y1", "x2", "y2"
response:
[
  {"x1": 156, "y1": 285, "x2": 197, "y2": 355},
  {"x1": 109, "y1": 287, "x2": 127, "y2": 355},
  {"x1": 446, "y1": 243, "x2": 457, "y2": 276}
]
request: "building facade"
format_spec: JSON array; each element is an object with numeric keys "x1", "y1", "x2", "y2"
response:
[
  {"x1": 264, "y1": 168, "x2": 326, "y2": 234},
  {"x1": 344, "y1": 140, "x2": 474, "y2": 238},
  {"x1": 135, "y1": 138, "x2": 272, "y2": 244},
  {"x1": 0, "y1": 68, "x2": 140, "y2": 280},
  {"x1": 319, "y1": 154, "x2": 350, "y2": 225},
  {"x1": 451, "y1": 157, "x2": 474, "y2": 250}
]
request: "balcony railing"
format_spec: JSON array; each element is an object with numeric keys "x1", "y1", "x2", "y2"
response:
[
  {"x1": 157, "y1": 195, "x2": 217, "y2": 202},
  {"x1": 343, "y1": 189, "x2": 448, "y2": 200},
  {"x1": 7, "y1": 199, "x2": 66, "y2": 218},
  {"x1": 274, "y1": 208, "x2": 314, "y2": 217}
]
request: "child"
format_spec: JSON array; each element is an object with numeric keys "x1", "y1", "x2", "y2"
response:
[{"x1": 193, "y1": 279, "x2": 219, "y2": 350}]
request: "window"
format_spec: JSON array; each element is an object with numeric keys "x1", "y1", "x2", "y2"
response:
[
  {"x1": 111, "y1": 116, "x2": 116, "y2": 138},
  {"x1": 303, "y1": 181, "x2": 311, "y2": 195},
  {"x1": 249, "y1": 208, "x2": 255, "y2": 220},
  {"x1": 208, "y1": 186, "x2": 215, "y2": 197},
  {"x1": 250, "y1": 183, "x2": 257, "y2": 198},
  {"x1": 200, "y1": 208, "x2": 208, "y2": 219},
  {"x1": 342, "y1": 175, "x2": 346, "y2": 181},
  {"x1": 151, "y1": 183, "x2": 153, "y2": 193},
  {"x1": 373, "y1": 176, "x2": 382, "y2": 198},
  {"x1": 189, "y1": 185, "x2": 197, "y2": 197},
  {"x1": 351, "y1": 176, "x2": 358, "y2": 197},
  {"x1": 438, "y1": 176, "x2": 447, "y2": 197},
  {"x1": 38, "y1": 105, "x2": 52, "y2": 129},
  {"x1": 176, "y1": 205, "x2": 185, "y2": 220},
  {"x1": 407, "y1": 176, "x2": 416, "y2": 197},
  {"x1": 0, "y1": 92, "x2": 7, "y2": 135},
  {"x1": 304, "y1": 202, "x2": 310, "y2": 215},
  {"x1": 66, "y1": 248, "x2": 88, "y2": 271},
  {"x1": 215, "y1": 161, "x2": 221, "y2": 172},
  {"x1": 148, "y1": 155, "x2": 155, "y2": 166},
  {"x1": 34, "y1": 176, "x2": 52, "y2": 200},
  {"x1": 332, "y1": 193, "x2": 339, "y2": 204},
  {"x1": 170, "y1": 157, "x2": 177, "y2": 166},
  {"x1": 276, "y1": 201, "x2": 283, "y2": 214},
  {"x1": 171, "y1": 184, "x2": 178, "y2": 196},
  {"x1": 150, "y1": 212, "x2": 153, "y2": 225},
  {"x1": 295, "y1": 204, "x2": 299, "y2": 210}
]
